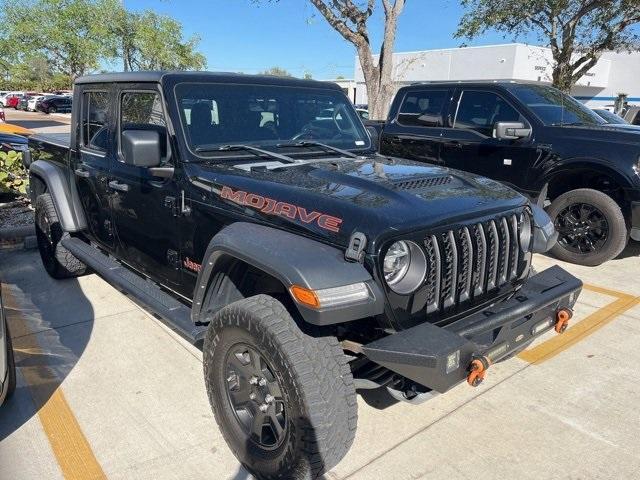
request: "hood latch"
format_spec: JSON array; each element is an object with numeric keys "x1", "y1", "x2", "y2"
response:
[{"x1": 345, "y1": 232, "x2": 367, "y2": 263}]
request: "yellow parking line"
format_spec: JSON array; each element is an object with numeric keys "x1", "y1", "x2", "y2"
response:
[
  {"x1": 3, "y1": 285, "x2": 107, "y2": 480},
  {"x1": 518, "y1": 284, "x2": 640, "y2": 365}
]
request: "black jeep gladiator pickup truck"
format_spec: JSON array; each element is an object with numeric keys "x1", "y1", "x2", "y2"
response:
[
  {"x1": 27, "y1": 72, "x2": 581, "y2": 479},
  {"x1": 375, "y1": 81, "x2": 640, "y2": 266}
]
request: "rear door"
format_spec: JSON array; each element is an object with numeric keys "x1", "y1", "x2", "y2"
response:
[
  {"x1": 72, "y1": 88, "x2": 116, "y2": 249},
  {"x1": 439, "y1": 88, "x2": 537, "y2": 192},
  {"x1": 380, "y1": 88, "x2": 450, "y2": 165},
  {"x1": 109, "y1": 86, "x2": 182, "y2": 286}
]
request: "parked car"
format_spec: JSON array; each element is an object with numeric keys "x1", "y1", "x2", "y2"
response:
[
  {"x1": 623, "y1": 106, "x2": 640, "y2": 126},
  {"x1": 4, "y1": 94, "x2": 23, "y2": 109},
  {"x1": 0, "y1": 106, "x2": 5, "y2": 122},
  {"x1": 28, "y1": 71, "x2": 582, "y2": 479},
  {"x1": 376, "y1": 81, "x2": 640, "y2": 266},
  {"x1": 356, "y1": 108, "x2": 369, "y2": 120},
  {"x1": 37, "y1": 95, "x2": 72, "y2": 114},
  {"x1": 0, "y1": 91, "x2": 23, "y2": 107},
  {"x1": 0, "y1": 284, "x2": 16, "y2": 406}
]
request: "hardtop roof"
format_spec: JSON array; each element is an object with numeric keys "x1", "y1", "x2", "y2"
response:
[{"x1": 74, "y1": 71, "x2": 342, "y2": 91}]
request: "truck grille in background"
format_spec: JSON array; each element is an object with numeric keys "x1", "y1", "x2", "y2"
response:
[{"x1": 423, "y1": 213, "x2": 524, "y2": 315}]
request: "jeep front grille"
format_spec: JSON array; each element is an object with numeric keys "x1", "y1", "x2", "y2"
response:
[{"x1": 422, "y1": 213, "x2": 525, "y2": 316}]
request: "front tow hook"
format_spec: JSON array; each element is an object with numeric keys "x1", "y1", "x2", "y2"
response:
[
  {"x1": 555, "y1": 308, "x2": 573, "y2": 334},
  {"x1": 467, "y1": 355, "x2": 491, "y2": 387}
]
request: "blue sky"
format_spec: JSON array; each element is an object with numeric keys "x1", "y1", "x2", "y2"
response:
[{"x1": 123, "y1": 0, "x2": 530, "y2": 78}]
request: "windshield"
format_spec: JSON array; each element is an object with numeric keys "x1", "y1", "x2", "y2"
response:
[
  {"x1": 506, "y1": 84, "x2": 606, "y2": 126},
  {"x1": 594, "y1": 109, "x2": 628, "y2": 124},
  {"x1": 174, "y1": 82, "x2": 370, "y2": 156}
]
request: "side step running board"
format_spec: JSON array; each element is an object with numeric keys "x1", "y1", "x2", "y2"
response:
[{"x1": 62, "y1": 237, "x2": 207, "y2": 344}]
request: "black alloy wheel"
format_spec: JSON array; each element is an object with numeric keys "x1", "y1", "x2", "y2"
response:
[
  {"x1": 224, "y1": 343, "x2": 287, "y2": 450},
  {"x1": 555, "y1": 202, "x2": 609, "y2": 254}
]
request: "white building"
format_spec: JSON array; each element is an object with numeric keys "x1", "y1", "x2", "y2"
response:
[{"x1": 353, "y1": 43, "x2": 640, "y2": 110}]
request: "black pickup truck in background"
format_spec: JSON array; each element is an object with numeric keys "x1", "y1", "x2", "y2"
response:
[{"x1": 371, "y1": 82, "x2": 640, "y2": 266}]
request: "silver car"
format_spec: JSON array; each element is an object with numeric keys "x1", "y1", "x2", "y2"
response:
[{"x1": 0, "y1": 284, "x2": 16, "y2": 405}]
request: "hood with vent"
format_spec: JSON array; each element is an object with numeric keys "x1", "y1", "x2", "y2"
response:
[{"x1": 188, "y1": 154, "x2": 527, "y2": 251}]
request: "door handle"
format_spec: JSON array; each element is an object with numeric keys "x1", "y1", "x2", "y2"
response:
[
  {"x1": 389, "y1": 135, "x2": 403, "y2": 144},
  {"x1": 446, "y1": 141, "x2": 463, "y2": 149},
  {"x1": 74, "y1": 168, "x2": 90, "y2": 178},
  {"x1": 108, "y1": 180, "x2": 129, "y2": 192}
]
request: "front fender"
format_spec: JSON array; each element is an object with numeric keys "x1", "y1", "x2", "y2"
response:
[{"x1": 191, "y1": 222, "x2": 385, "y2": 326}]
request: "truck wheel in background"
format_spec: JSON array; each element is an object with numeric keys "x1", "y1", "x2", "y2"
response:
[
  {"x1": 35, "y1": 194, "x2": 87, "y2": 279},
  {"x1": 547, "y1": 188, "x2": 627, "y2": 266},
  {"x1": 203, "y1": 295, "x2": 357, "y2": 480}
]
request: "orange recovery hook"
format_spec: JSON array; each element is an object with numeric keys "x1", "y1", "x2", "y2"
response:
[
  {"x1": 467, "y1": 355, "x2": 491, "y2": 387},
  {"x1": 555, "y1": 308, "x2": 573, "y2": 334}
]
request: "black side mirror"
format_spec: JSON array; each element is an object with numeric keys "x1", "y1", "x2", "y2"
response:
[
  {"x1": 121, "y1": 130, "x2": 161, "y2": 167},
  {"x1": 494, "y1": 121, "x2": 532, "y2": 140}
]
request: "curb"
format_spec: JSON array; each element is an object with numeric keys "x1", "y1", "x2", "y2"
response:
[{"x1": 0, "y1": 224, "x2": 37, "y2": 251}]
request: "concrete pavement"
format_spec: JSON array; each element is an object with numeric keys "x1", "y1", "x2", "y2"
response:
[{"x1": 1, "y1": 246, "x2": 640, "y2": 480}]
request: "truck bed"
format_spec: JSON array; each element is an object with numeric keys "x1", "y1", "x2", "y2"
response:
[{"x1": 30, "y1": 133, "x2": 71, "y2": 150}]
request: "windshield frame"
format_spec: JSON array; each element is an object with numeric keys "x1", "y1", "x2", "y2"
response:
[
  {"x1": 172, "y1": 81, "x2": 372, "y2": 161},
  {"x1": 506, "y1": 84, "x2": 607, "y2": 127}
]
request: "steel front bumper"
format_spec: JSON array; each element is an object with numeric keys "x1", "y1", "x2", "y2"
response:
[{"x1": 362, "y1": 266, "x2": 582, "y2": 393}]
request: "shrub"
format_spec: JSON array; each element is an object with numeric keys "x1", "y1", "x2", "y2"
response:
[{"x1": 0, "y1": 150, "x2": 29, "y2": 196}]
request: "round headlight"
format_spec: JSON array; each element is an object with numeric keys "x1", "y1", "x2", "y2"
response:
[
  {"x1": 383, "y1": 240, "x2": 427, "y2": 295},
  {"x1": 519, "y1": 212, "x2": 532, "y2": 253}
]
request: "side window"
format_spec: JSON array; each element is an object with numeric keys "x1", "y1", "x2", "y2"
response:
[
  {"x1": 454, "y1": 90, "x2": 522, "y2": 137},
  {"x1": 397, "y1": 90, "x2": 448, "y2": 127},
  {"x1": 120, "y1": 91, "x2": 168, "y2": 162},
  {"x1": 81, "y1": 91, "x2": 110, "y2": 151}
]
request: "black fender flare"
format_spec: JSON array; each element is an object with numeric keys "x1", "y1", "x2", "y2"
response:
[
  {"x1": 191, "y1": 222, "x2": 385, "y2": 326},
  {"x1": 29, "y1": 160, "x2": 87, "y2": 232}
]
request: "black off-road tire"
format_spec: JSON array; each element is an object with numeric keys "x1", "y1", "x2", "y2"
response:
[
  {"x1": 203, "y1": 295, "x2": 357, "y2": 480},
  {"x1": 547, "y1": 188, "x2": 627, "y2": 266},
  {"x1": 35, "y1": 194, "x2": 87, "y2": 279},
  {"x1": 4, "y1": 322, "x2": 16, "y2": 401}
]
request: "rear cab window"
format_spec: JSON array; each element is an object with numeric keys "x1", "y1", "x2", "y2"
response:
[
  {"x1": 81, "y1": 91, "x2": 110, "y2": 152},
  {"x1": 397, "y1": 89, "x2": 448, "y2": 127}
]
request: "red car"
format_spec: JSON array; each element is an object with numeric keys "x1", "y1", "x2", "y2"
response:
[{"x1": 4, "y1": 94, "x2": 22, "y2": 109}]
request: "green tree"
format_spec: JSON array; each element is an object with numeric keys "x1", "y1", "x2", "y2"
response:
[
  {"x1": 260, "y1": 66, "x2": 292, "y2": 76},
  {"x1": 108, "y1": 9, "x2": 207, "y2": 71},
  {"x1": 457, "y1": 0, "x2": 640, "y2": 92},
  {"x1": 1, "y1": 0, "x2": 115, "y2": 79}
]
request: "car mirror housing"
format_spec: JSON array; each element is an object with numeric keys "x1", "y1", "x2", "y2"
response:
[
  {"x1": 121, "y1": 130, "x2": 161, "y2": 168},
  {"x1": 495, "y1": 121, "x2": 531, "y2": 140}
]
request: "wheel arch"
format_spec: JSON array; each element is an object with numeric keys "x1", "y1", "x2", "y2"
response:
[
  {"x1": 191, "y1": 222, "x2": 385, "y2": 326},
  {"x1": 544, "y1": 159, "x2": 632, "y2": 212},
  {"x1": 29, "y1": 160, "x2": 87, "y2": 232}
]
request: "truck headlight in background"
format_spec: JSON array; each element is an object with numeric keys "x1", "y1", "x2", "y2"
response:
[{"x1": 383, "y1": 240, "x2": 427, "y2": 294}]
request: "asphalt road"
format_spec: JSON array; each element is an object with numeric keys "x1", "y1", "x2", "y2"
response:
[{"x1": 1, "y1": 109, "x2": 640, "y2": 479}]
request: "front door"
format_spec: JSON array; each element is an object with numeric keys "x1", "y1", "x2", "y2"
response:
[
  {"x1": 73, "y1": 88, "x2": 116, "y2": 249},
  {"x1": 380, "y1": 88, "x2": 450, "y2": 165},
  {"x1": 109, "y1": 87, "x2": 182, "y2": 286},
  {"x1": 439, "y1": 88, "x2": 537, "y2": 193}
]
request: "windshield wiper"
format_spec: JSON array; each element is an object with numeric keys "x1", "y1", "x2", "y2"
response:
[
  {"x1": 276, "y1": 141, "x2": 360, "y2": 158},
  {"x1": 194, "y1": 144, "x2": 299, "y2": 163}
]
